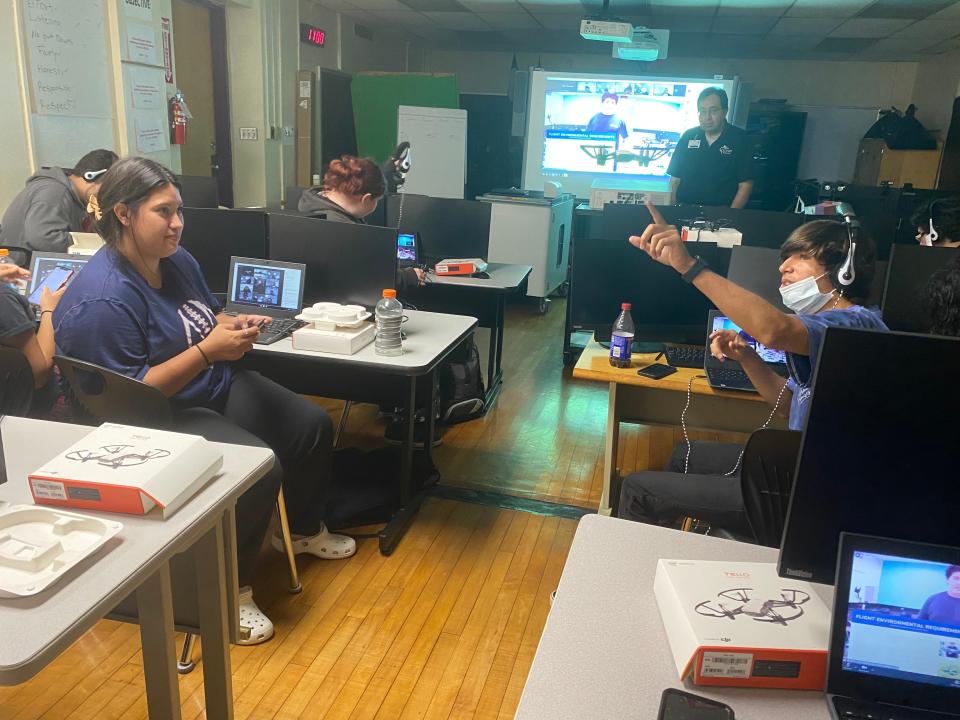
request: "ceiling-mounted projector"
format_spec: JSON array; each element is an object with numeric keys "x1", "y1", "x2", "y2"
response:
[
  {"x1": 580, "y1": 17, "x2": 633, "y2": 43},
  {"x1": 613, "y1": 28, "x2": 670, "y2": 61}
]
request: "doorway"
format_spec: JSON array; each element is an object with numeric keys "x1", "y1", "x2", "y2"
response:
[{"x1": 171, "y1": 0, "x2": 233, "y2": 206}]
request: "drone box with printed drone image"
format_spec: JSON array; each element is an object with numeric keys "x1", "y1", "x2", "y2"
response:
[
  {"x1": 655, "y1": 559, "x2": 831, "y2": 690},
  {"x1": 28, "y1": 423, "x2": 223, "y2": 518}
]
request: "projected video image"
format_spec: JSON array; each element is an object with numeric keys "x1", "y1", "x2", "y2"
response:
[
  {"x1": 843, "y1": 551, "x2": 960, "y2": 688},
  {"x1": 541, "y1": 78, "x2": 719, "y2": 181}
]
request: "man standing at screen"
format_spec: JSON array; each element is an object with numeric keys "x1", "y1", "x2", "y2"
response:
[{"x1": 667, "y1": 87, "x2": 754, "y2": 208}]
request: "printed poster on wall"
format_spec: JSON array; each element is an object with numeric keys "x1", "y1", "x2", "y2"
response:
[
  {"x1": 127, "y1": 23, "x2": 158, "y2": 65},
  {"x1": 134, "y1": 114, "x2": 168, "y2": 154},
  {"x1": 123, "y1": 0, "x2": 153, "y2": 22},
  {"x1": 129, "y1": 66, "x2": 164, "y2": 110}
]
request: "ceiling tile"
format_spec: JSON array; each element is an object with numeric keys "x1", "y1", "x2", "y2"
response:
[
  {"x1": 398, "y1": 0, "x2": 468, "y2": 10},
  {"x1": 815, "y1": 36, "x2": 878, "y2": 50},
  {"x1": 368, "y1": 9, "x2": 436, "y2": 24},
  {"x1": 856, "y1": 0, "x2": 952, "y2": 20},
  {"x1": 711, "y1": 15, "x2": 778, "y2": 33},
  {"x1": 787, "y1": 0, "x2": 872, "y2": 18},
  {"x1": 624, "y1": 13, "x2": 712, "y2": 31},
  {"x1": 925, "y1": 34, "x2": 960, "y2": 52},
  {"x1": 530, "y1": 12, "x2": 583, "y2": 28},
  {"x1": 769, "y1": 16, "x2": 843, "y2": 34},
  {"x1": 350, "y1": 0, "x2": 414, "y2": 10},
  {"x1": 862, "y1": 37, "x2": 928, "y2": 55},
  {"x1": 477, "y1": 11, "x2": 542, "y2": 27},
  {"x1": 457, "y1": 0, "x2": 524, "y2": 9},
  {"x1": 717, "y1": 0, "x2": 790, "y2": 16},
  {"x1": 890, "y1": 18, "x2": 960, "y2": 42},
  {"x1": 648, "y1": 0, "x2": 719, "y2": 15},
  {"x1": 422, "y1": 10, "x2": 492, "y2": 27},
  {"x1": 829, "y1": 17, "x2": 913, "y2": 36},
  {"x1": 517, "y1": 0, "x2": 585, "y2": 13},
  {"x1": 927, "y1": 3, "x2": 960, "y2": 20},
  {"x1": 317, "y1": 0, "x2": 361, "y2": 10}
]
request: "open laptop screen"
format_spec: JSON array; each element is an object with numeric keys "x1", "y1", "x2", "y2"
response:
[
  {"x1": 709, "y1": 314, "x2": 787, "y2": 365},
  {"x1": 227, "y1": 257, "x2": 304, "y2": 316},
  {"x1": 28, "y1": 253, "x2": 89, "y2": 299}
]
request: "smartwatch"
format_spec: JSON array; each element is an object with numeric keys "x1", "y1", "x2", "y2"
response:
[{"x1": 681, "y1": 256, "x2": 709, "y2": 284}]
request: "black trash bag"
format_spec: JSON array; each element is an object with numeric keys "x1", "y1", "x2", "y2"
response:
[{"x1": 864, "y1": 105, "x2": 937, "y2": 150}]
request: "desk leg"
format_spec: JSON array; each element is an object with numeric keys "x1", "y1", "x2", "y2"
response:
[
  {"x1": 599, "y1": 382, "x2": 620, "y2": 517},
  {"x1": 483, "y1": 296, "x2": 505, "y2": 410},
  {"x1": 194, "y1": 519, "x2": 234, "y2": 720},
  {"x1": 379, "y1": 375, "x2": 423, "y2": 556},
  {"x1": 137, "y1": 562, "x2": 182, "y2": 720}
]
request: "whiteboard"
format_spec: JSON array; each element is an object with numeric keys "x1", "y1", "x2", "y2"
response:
[
  {"x1": 20, "y1": 0, "x2": 115, "y2": 168},
  {"x1": 397, "y1": 105, "x2": 467, "y2": 200},
  {"x1": 795, "y1": 105, "x2": 879, "y2": 182}
]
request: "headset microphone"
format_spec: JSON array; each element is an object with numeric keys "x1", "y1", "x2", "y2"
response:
[
  {"x1": 838, "y1": 214, "x2": 858, "y2": 287},
  {"x1": 82, "y1": 168, "x2": 109, "y2": 182}
]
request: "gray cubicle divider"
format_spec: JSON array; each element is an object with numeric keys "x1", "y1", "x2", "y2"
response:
[
  {"x1": 385, "y1": 193, "x2": 491, "y2": 263},
  {"x1": 176, "y1": 175, "x2": 220, "y2": 209},
  {"x1": 179, "y1": 208, "x2": 270, "y2": 296},
  {"x1": 882, "y1": 244, "x2": 960, "y2": 333},
  {"x1": 267, "y1": 212, "x2": 397, "y2": 311}
]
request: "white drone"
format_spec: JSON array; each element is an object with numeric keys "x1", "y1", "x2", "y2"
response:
[{"x1": 695, "y1": 588, "x2": 810, "y2": 626}]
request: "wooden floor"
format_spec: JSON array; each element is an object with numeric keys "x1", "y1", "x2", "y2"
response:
[{"x1": 0, "y1": 297, "x2": 735, "y2": 718}]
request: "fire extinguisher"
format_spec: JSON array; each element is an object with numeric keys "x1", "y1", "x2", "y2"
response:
[{"x1": 170, "y1": 91, "x2": 187, "y2": 145}]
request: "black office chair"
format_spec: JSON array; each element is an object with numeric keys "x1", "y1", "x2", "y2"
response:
[
  {"x1": 710, "y1": 429, "x2": 802, "y2": 546},
  {"x1": 0, "y1": 347, "x2": 34, "y2": 417},
  {"x1": 1, "y1": 245, "x2": 32, "y2": 268},
  {"x1": 54, "y1": 355, "x2": 302, "y2": 672}
]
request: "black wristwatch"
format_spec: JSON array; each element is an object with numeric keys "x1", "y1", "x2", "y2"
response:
[{"x1": 681, "y1": 256, "x2": 709, "y2": 284}]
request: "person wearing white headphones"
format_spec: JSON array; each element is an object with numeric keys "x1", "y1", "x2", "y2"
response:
[
  {"x1": 0, "y1": 149, "x2": 119, "y2": 253},
  {"x1": 617, "y1": 203, "x2": 888, "y2": 532},
  {"x1": 912, "y1": 196, "x2": 960, "y2": 248}
]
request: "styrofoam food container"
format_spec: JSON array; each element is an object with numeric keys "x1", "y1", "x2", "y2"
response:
[{"x1": 0, "y1": 505, "x2": 123, "y2": 598}]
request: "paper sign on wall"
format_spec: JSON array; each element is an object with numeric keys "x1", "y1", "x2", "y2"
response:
[
  {"x1": 161, "y1": 17, "x2": 173, "y2": 83},
  {"x1": 134, "y1": 114, "x2": 168, "y2": 153},
  {"x1": 129, "y1": 66, "x2": 164, "y2": 110},
  {"x1": 123, "y1": 0, "x2": 154, "y2": 22},
  {"x1": 127, "y1": 23, "x2": 158, "y2": 65}
]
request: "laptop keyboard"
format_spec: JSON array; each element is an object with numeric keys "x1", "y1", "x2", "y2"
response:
[
  {"x1": 254, "y1": 318, "x2": 305, "y2": 346},
  {"x1": 664, "y1": 344, "x2": 706, "y2": 369},
  {"x1": 831, "y1": 695, "x2": 955, "y2": 720},
  {"x1": 707, "y1": 366, "x2": 755, "y2": 390}
]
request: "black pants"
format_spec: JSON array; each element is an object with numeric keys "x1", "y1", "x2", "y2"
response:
[
  {"x1": 618, "y1": 441, "x2": 750, "y2": 534},
  {"x1": 177, "y1": 370, "x2": 333, "y2": 586}
]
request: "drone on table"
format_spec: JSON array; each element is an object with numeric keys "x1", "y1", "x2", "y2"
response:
[
  {"x1": 65, "y1": 445, "x2": 172, "y2": 470},
  {"x1": 695, "y1": 588, "x2": 810, "y2": 626},
  {"x1": 677, "y1": 215, "x2": 734, "y2": 242}
]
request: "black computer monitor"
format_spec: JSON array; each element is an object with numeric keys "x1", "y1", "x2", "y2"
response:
[
  {"x1": 385, "y1": 193, "x2": 490, "y2": 263},
  {"x1": 176, "y1": 175, "x2": 219, "y2": 208},
  {"x1": 267, "y1": 213, "x2": 396, "y2": 310},
  {"x1": 571, "y1": 204, "x2": 730, "y2": 345},
  {"x1": 178, "y1": 208, "x2": 269, "y2": 295},
  {"x1": 882, "y1": 245, "x2": 960, "y2": 333},
  {"x1": 778, "y1": 327, "x2": 960, "y2": 585}
]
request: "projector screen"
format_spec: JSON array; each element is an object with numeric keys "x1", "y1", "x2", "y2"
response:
[{"x1": 522, "y1": 70, "x2": 740, "y2": 200}]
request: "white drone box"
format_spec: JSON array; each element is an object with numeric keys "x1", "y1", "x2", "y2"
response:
[
  {"x1": 680, "y1": 226, "x2": 743, "y2": 248},
  {"x1": 292, "y1": 322, "x2": 376, "y2": 354},
  {"x1": 654, "y1": 559, "x2": 830, "y2": 690},
  {"x1": 28, "y1": 423, "x2": 223, "y2": 518}
]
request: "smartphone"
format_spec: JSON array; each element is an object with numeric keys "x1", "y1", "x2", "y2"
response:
[
  {"x1": 657, "y1": 688, "x2": 734, "y2": 720},
  {"x1": 28, "y1": 267, "x2": 74, "y2": 306},
  {"x1": 637, "y1": 363, "x2": 678, "y2": 380}
]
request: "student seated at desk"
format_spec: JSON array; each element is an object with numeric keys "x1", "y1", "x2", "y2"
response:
[
  {"x1": 618, "y1": 205, "x2": 887, "y2": 532},
  {"x1": 0, "y1": 149, "x2": 118, "y2": 253},
  {"x1": 298, "y1": 154, "x2": 425, "y2": 289},
  {"x1": 53, "y1": 157, "x2": 355, "y2": 645},
  {"x1": 0, "y1": 263, "x2": 64, "y2": 416},
  {"x1": 923, "y1": 255, "x2": 960, "y2": 335},
  {"x1": 912, "y1": 195, "x2": 960, "y2": 248}
]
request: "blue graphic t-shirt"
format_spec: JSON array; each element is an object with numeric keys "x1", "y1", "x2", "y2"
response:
[
  {"x1": 53, "y1": 246, "x2": 232, "y2": 408},
  {"x1": 784, "y1": 306, "x2": 887, "y2": 431}
]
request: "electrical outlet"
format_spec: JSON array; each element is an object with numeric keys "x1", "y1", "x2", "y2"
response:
[{"x1": 239, "y1": 127, "x2": 258, "y2": 141}]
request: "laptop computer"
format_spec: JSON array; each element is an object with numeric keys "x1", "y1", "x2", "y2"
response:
[
  {"x1": 26, "y1": 252, "x2": 90, "y2": 318},
  {"x1": 827, "y1": 533, "x2": 960, "y2": 719},
  {"x1": 397, "y1": 231, "x2": 420, "y2": 268},
  {"x1": 703, "y1": 310, "x2": 788, "y2": 392},
  {"x1": 225, "y1": 256, "x2": 306, "y2": 345}
]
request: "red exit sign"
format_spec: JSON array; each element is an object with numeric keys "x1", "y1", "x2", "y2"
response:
[{"x1": 300, "y1": 23, "x2": 326, "y2": 47}]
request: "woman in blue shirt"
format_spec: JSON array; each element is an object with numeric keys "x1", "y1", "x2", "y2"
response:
[
  {"x1": 618, "y1": 205, "x2": 887, "y2": 532},
  {"x1": 54, "y1": 157, "x2": 354, "y2": 645}
]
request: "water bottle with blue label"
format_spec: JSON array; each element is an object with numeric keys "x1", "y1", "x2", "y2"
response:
[{"x1": 609, "y1": 302, "x2": 635, "y2": 368}]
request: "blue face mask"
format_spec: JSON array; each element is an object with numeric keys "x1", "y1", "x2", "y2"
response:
[{"x1": 780, "y1": 272, "x2": 835, "y2": 315}]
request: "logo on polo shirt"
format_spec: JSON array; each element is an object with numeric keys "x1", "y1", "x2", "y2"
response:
[
  {"x1": 688, "y1": 139, "x2": 701, "y2": 149},
  {"x1": 719, "y1": 145, "x2": 733, "y2": 156}
]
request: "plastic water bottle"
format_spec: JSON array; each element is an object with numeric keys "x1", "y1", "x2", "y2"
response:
[
  {"x1": 375, "y1": 288, "x2": 404, "y2": 356},
  {"x1": 609, "y1": 302, "x2": 635, "y2": 368}
]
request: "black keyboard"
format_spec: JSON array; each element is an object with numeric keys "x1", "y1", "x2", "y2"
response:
[
  {"x1": 664, "y1": 344, "x2": 706, "y2": 369},
  {"x1": 254, "y1": 318, "x2": 305, "y2": 346},
  {"x1": 831, "y1": 695, "x2": 955, "y2": 720}
]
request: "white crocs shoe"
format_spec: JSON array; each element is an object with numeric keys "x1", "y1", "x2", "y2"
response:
[
  {"x1": 236, "y1": 587, "x2": 274, "y2": 646},
  {"x1": 271, "y1": 523, "x2": 356, "y2": 559}
]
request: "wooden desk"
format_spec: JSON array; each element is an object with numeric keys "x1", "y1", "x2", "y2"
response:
[
  {"x1": 243, "y1": 310, "x2": 478, "y2": 555},
  {"x1": 0, "y1": 417, "x2": 274, "y2": 719},
  {"x1": 572, "y1": 338, "x2": 785, "y2": 515},
  {"x1": 402, "y1": 263, "x2": 532, "y2": 410},
  {"x1": 516, "y1": 514, "x2": 832, "y2": 720}
]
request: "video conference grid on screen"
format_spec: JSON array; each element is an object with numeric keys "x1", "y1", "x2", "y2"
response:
[
  {"x1": 231, "y1": 262, "x2": 301, "y2": 311},
  {"x1": 540, "y1": 77, "x2": 725, "y2": 183},
  {"x1": 844, "y1": 551, "x2": 960, "y2": 689}
]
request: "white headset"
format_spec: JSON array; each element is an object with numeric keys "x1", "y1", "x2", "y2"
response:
[{"x1": 81, "y1": 168, "x2": 109, "y2": 182}]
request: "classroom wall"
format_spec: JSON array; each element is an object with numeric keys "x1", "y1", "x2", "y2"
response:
[
  {"x1": 0, "y1": 2, "x2": 32, "y2": 211},
  {"x1": 910, "y1": 54, "x2": 960, "y2": 141}
]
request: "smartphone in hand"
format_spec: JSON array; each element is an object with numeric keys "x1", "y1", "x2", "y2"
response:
[{"x1": 27, "y1": 267, "x2": 74, "y2": 306}]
